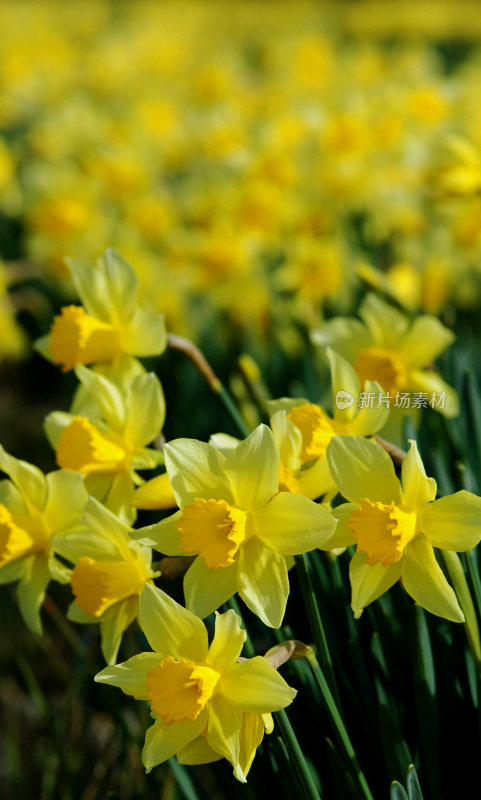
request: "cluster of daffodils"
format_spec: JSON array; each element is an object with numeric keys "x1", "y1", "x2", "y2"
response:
[
  {"x1": 2, "y1": 245, "x2": 481, "y2": 786},
  {"x1": 4, "y1": 1, "x2": 481, "y2": 363}
]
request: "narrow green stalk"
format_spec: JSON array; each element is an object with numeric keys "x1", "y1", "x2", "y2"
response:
[
  {"x1": 295, "y1": 553, "x2": 340, "y2": 706},
  {"x1": 226, "y1": 596, "x2": 256, "y2": 658},
  {"x1": 213, "y1": 380, "x2": 251, "y2": 438},
  {"x1": 465, "y1": 550, "x2": 481, "y2": 626},
  {"x1": 275, "y1": 708, "x2": 322, "y2": 800},
  {"x1": 305, "y1": 651, "x2": 374, "y2": 800},
  {"x1": 442, "y1": 550, "x2": 481, "y2": 673}
]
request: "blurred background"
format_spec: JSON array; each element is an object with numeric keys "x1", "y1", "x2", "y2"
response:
[{"x1": 2, "y1": 1, "x2": 481, "y2": 797}]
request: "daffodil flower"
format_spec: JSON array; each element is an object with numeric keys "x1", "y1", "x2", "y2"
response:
[
  {"x1": 95, "y1": 583, "x2": 296, "y2": 781},
  {"x1": 132, "y1": 425, "x2": 336, "y2": 627},
  {"x1": 0, "y1": 446, "x2": 88, "y2": 633},
  {"x1": 312, "y1": 293, "x2": 458, "y2": 441},
  {"x1": 265, "y1": 348, "x2": 389, "y2": 499},
  {"x1": 323, "y1": 436, "x2": 481, "y2": 621},
  {"x1": 44, "y1": 364, "x2": 165, "y2": 523},
  {"x1": 35, "y1": 248, "x2": 166, "y2": 371},
  {"x1": 53, "y1": 497, "x2": 158, "y2": 664}
]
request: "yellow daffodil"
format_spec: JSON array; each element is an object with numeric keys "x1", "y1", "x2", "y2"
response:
[
  {"x1": 0, "y1": 446, "x2": 87, "y2": 633},
  {"x1": 323, "y1": 436, "x2": 481, "y2": 621},
  {"x1": 95, "y1": 583, "x2": 296, "y2": 781},
  {"x1": 35, "y1": 248, "x2": 166, "y2": 371},
  {"x1": 266, "y1": 348, "x2": 389, "y2": 499},
  {"x1": 132, "y1": 425, "x2": 336, "y2": 627},
  {"x1": 44, "y1": 365, "x2": 165, "y2": 523},
  {"x1": 312, "y1": 293, "x2": 458, "y2": 441},
  {"x1": 53, "y1": 497, "x2": 158, "y2": 664}
]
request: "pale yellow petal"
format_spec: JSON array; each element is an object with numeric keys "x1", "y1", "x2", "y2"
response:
[
  {"x1": 43, "y1": 470, "x2": 88, "y2": 533},
  {"x1": 131, "y1": 510, "x2": 185, "y2": 555},
  {"x1": 401, "y1": 440, "x2": 437, "y2": 512},
  {"x1": 142, "y1": 715, "x2": 206, "y2": 773},
  {"x1": 123, "y1": 308, "x2": 167, "y2": 357},
  {"x1": 359, "y1": 293, "x2": 409, "y2": 348},
  {"x1": 296, "y1": 455, "x2": 335, "y2": 500},
  {"x1": 327, "y1": 436, "x2": 402, "y2": 505},
  {"x1": 67, "y1": 257, "x2": 111, "y2": 322},
  {"x1": 398, "y1": 316, "x2": 455, "y2": 369},
  {"x1": 17, "y1": 553, "x2": 50, "y2": 634},
  {"x1": 100, "y1": 595, "x2": 138, "y2": 665},
  {"x1": 327, "y1": 347, "x2": 360, "y2": 423},
  {"x1": 270, "y1": 411, "x2": 302, "y2": 472},
  {"x1": 220, "y1": 656, "x2": 296, "y2": 713},
  {"x1": 402, "y1": 536, "x2": 464, "y2": 622},
  {"x1": 124, "y1": 373, "x2": 165, "y2": 449},
  {"x1": 177, "y1": 735, "x2": 222, "y2": 765},
  {"x1": 319, "y1": 503, "x2": 357, "y2": 550},
  {"x1": 0, "y1": 446, "x2": 46, "y2": 514},
  {"x1": 164, "y1": 439, "x2": 232, "y2": 508},
  {"x1": 350, "y1": 550, "x2": 403, "y2": 618},
  {"x1": 139, "y1": 583, "x2": 208, "y2": 661},
  {"x1": 223, "y1": 425, "x2": 279, "y2": 510},
  {"x1": 237, "y1": 538, "x2": 288, "y2": 628},
  {"x1": 409, "y1": 370, "x2": 459, "y2": 418},
  {"x1": 95, "y1": 651, "x2": 163, "y2": 697},
  {"x1": 75, "y1": 365, "x2": 126, "y2": 431},
  {"x1": 419, "y1": 491, "x2": 481, "y2": 551},
  {"x1": 206, "y1": 695, "x2": 244, "y2": 782},
  {"x1": 254, "y1": 493, "x2": 336, "y2": 554},
  {"x1": 100, "y1": 248, "x2": 139, "y2": 322},
  {"x1": 349, "y1": 381, "x2": 390, "y2": 437},
  {"x1": 131, "y1": 473, "x2": 177, "y2": 510},
  {"x1": 207, "y1": 609, "x2": 246, "y2": 671},
  {"x1": 311, "y1": 318, "x2": 372, "y2": 363},
  {"x1": 184, "y1": 557, "x2": 238, "y2": 619}
]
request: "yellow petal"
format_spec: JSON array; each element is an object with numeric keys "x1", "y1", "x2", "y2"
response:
[
  {"x1": 327, "y1": 436, "x2": 402, "y2": 505},
  {"x1": 207, "y1": 609, "x2": 246, "y2": 671},
  {"x1": 71, "y1": 556, "x2": 147, "y2": 617},
  {"x1": 100, "y1": 594, "x2": 138, "y2": 664},
  {"x1": 223, "y1": 425, "x2": 279, "y2": 510},
  {"x1": 237, "y1": 538, "x2": 288, "y2": 628},
  {"x1": 139, "y1": 583, "x2": 208, "y2": 661},
  {"x1": 131, "y1": 473, "x2": 177, "y2": 510},
  {"x1": 401, "y1": 440, "x2": 437, "y2": 512},
  {"x1": 402, "y1": 536, "x2": 464, "y2": 622},
  {"x1": 142, "y1": 715, "x2": 206, "y2": 774},
  {"x1": 184, "y1": 556, "x2": 238, "y2": 619},
  {"x1": 124, "y1": 372, "x2": 165, "y2": 448},
  {"x1": 95, "y1": 651, "x2": 163, "y2": 698},
  {"x1": 0, "y1": 446, "x2": 46, "y2": 514},
  {"x1": 419, "y1": 491, "x2": 481, "y2": 551},
  {"x1": 254, "y1": 492, "x2": 336, "y2": 554},
  {"x1": 238, "y1": 713, "x2": 266, "y2": 778},
  {"x1": 177, "y1": 735, "x2": 222, "y2": 766},
  {"x1": 43, "y1": 470, "x2": 88, "y2": 533},
  {"x1": 164, "y1": 439, "x2": 232, "y2": 508},
  {"x1": 349, "y1": 551, "x2": 403, "y2": 618},
  {"x1": 270, "y1": 411, "x2": 302, "y2": 472},
  {"x1": 17, "y1": 553, "x2": 50, "y2": 634},
  {"x1": 409, "y1": 370, "x2": 459, "y2": 418},
  {"x1": 296, "y1": 454, "x2": 335, "y2": 500},
  {"x1": 327, "y1": 347, "x2": 360, "y2": 423},
  {"x1": 56, "y1": 417, "x2": 129, "y2": 475},
  {"x1": 49, "y1": 306, "x2": 121, "y2": 371},
  {"x1": 398, "y1": 316, "x2": 455, "y2": 369},
  {"x1": 206, "y1": 695, "x2": 244, "y2": 782},
  {"x1": 319, "y1": 503, "x2": 357, "y2": 550},
  {"x1": 220, "y1": 656, "x2": 296, "y2": 713},
  {"x1": 132, "y1": 510, "x2": 185, "y2": 555},
  {"x1": 359, "y1": 293, "x2": 409, "y2": 348}
]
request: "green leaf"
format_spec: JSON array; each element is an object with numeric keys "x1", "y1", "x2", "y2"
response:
[
  {"x1": 390, "y1": 782, "x2": 409, "y2": 800},
  {"x1": 407, "y1": 765, "x2": 424, "y2": 800}
]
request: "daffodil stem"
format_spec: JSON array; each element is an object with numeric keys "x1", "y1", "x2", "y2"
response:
[
  {"x1": 294, "y1": 553, "x2": 340, "y2": 707},
  {"x1": 441, "y1": 550, "x2": 481, "y2": 674},
  {"x1": 226, "y1": 596, "x2": 256, "y2": 658},
  {"x1": 167, "y1": 333, "x2": 251, "y2": 438},
  {"x1": 305, "y1": 651, "x2": 375, "y2": 800},
  {"x1": 275, "y1": 708, "x2": 322, "y2": 800}
]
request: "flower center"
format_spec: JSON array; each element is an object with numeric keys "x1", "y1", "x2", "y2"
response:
[
  {"x1": 0, "y1": 505, "x2": 50, "y2": 566},
  {"x1": 176, "y1": 498, "x2": 247, "y2": 570},
  {"x1": 287, "y1": 403, "x2": 335, "y2": 463},
  {"x1": 348, "y1": 498, "x2": 417, "y2": 566},
  {"x1": 56, "y1": 417, "x2": 130, "y2": 475},
  {"x1": 354, "y1": 347, "x2": 407, "y2": 396},
  {"x1": 49, "y1": 305, "x2": 122, "y2": 372},
  {"x1": 146, "y1": 656, "x2": 220, "y2": 725},
  {"x1": 71, "y1": 555, "x2": 149, "y2": 616}
]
